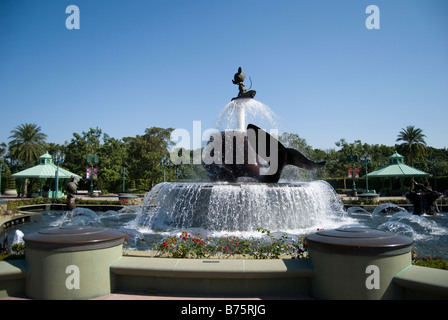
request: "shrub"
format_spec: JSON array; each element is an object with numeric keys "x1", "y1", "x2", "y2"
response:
[{"x1": 414, "y1": 256, "x2": 448, "y2": 270}]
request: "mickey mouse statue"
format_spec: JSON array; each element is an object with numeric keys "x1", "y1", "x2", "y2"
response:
[
  {"x1": 65, "y1": 176, "x2": 79, "y2": 211},
  {"x1": 231, "y1": 67, "x2": 257, "y2": 101}
]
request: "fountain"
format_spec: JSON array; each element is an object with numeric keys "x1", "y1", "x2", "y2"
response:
[
  {"x1": 6, "y1": 68, "x2": 447, "y2": 256},
  {"x1": 127, "y1": 67, "x2": 337, "y2": 235},
  {"x1": 122, "y1": 67, "x2": 447, "y2": 259},
  {"x1": 2, "y1": 67, "x2": 448, "y2": 300}
]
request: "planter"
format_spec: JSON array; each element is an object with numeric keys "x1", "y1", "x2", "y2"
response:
[
  {"x1": 306, "y1": 226, "x2": 413, "y2": 300},
  {"x1": 3, "y1": 189, "x2": 17, "y2": 197},
  {"x1": 24, "y1": 226, "x2": 125, "y2": 300},
  {"x1": 358, "y1": 193, "x2": 380, "y2": 203}
]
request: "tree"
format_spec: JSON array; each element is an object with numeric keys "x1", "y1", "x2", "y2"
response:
[
  {"x1": 123, "y1": 127, "x2": 174, "y2": 189},
  {"x1": 64, "y1": 127, "x2": 103, "y2": 191},
  {"x1": 8, "y1": 123, "x2": 48, "y2": 197},
  {"x1": 0, "y1": 142, "x2": 7, "y2": 158},
  {"x1": 98, "y1": 134, "x2": 127, "y2": 192},
  {"x1": 396, "y1": 125, "x2": 427, "y2": 166},
  {"x1": 8, "y1": 123, "x2": 48, "y2": 167}
]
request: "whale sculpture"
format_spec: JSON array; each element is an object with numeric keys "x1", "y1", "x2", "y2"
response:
[{"x1": 202, "y1": 124, "x2": 326, "y2": 183}]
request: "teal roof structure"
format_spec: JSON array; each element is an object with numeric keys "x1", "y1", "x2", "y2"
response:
[
  {"x1": 11, "y1": 151, "x2": 81, "y2": 179},
  {"x1": 366, "y1": 151, "x2": 430, "y2": 178}
]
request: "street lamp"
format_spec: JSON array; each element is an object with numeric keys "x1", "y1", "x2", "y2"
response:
[
  {"x1": 0, "y1": 163, "x2": 5, "y2": 195},
  {"x1": 86, "y1": 153, "x2": 99, "y2": 193},
  {"x1": 53, "y1": 150, "x2": 66, "y2": 198},
  {"x1": 120, "y1": 167, "x2": 128, "y2": 192},
  {"x1": 160, "y1": 155, "x2": 171, "y2": 182},
  {"x1": 430, "y1": 158, "x2": 439, "y2": 191},
  {"x1": 174, "y1": 166, "x2": 181, "y2": 181},
  {"x1": 360, "y1": 152, "x2": 372, "y2": 194}
]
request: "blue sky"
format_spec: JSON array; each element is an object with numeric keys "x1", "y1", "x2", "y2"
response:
[{"x1": 0, "y1": 0, "x2": 447, "y2": 150}]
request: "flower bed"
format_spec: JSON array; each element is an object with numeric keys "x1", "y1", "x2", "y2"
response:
[{"x1": 152, "y1": 227, "x2": 308, "y2": 260}]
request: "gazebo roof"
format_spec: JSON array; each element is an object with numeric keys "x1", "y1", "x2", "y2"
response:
[
  {"x1": 366, "y1": 151, "x2": 431, "y2": 178},
  {"x1": 11, "y1": 151, "x2": 81, "y2": 180}
]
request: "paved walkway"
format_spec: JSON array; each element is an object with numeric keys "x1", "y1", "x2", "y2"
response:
[
  {"x1": 1, "y1": 292, "x2": 312, "y2": 300},
  {"x1": 0, "y1": 193, "x2": 123, "y2": 202},
  {"x1": 93, "y1": 293, "x2": 311, "y2": 300}
]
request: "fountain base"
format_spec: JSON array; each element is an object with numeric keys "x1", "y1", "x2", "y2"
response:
[{"x1": 134, "y1": 181, "x2": 345, "y2": 233}]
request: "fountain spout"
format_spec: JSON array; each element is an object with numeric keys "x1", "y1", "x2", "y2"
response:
[{"x1": 237, "y1": 103, "x2": 246, "y2": 131}]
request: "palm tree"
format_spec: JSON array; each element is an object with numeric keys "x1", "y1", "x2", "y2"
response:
[
  {"x1": 396, "y1": 125, "x2": 427, "y2": 166},
  {"x1": 8, "y1": 123, "x2": 48, "y2": 197},
  {"x1": 0, "y1": 142, "x2": 6, "y2": 158}
]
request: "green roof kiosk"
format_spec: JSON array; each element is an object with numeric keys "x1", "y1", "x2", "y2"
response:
[
  {"x1": 366, "y1": 151, "x2": 431, "y2": 195},
  {"x1": 11, "y1": 151, "x2": 81, "y2": 198}
]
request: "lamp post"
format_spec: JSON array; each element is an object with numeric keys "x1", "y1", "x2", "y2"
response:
[
  {"x1": 360, "y1": 152, "x2": 372, "y2": 194},
  {"x1": 120, "y1": 167, "x2": 128, "y2": 192},
  {"x1": 174, "y1": 166, "x2": 181, "y2": 181},
  {"x1": 53, "y1": 150, "x2": 66, "y2": 198},
  {"x1": 430, "y1": 158, "x2": 439, "y2": 191},
  {"x1": 0, "y1": 163, "x2": 5, "y2": 195},
  {"x1": 160, "y1": 155, "x2": 171, "y2": 182},
  {"x1": 347, "y1": 153, "x2": 359, "y2": 196},
  {"x1": 86, "y1": 153, "x2": 99, "y2": 193}
]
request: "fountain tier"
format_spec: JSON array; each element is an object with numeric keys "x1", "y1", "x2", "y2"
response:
[{"x1": 130, "y1": 180, "x2": 345, "y2": 233}]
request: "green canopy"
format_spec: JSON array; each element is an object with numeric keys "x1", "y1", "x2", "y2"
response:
[
  {"x1": 366, "y1": 151, "x2": 430, "y2": 194},
  {"x1": 11, "y1": 151, "x2": 81, "y2": 198},
  {"x1": 366, "y1": 151, "x2": 431, "y2": 178}
]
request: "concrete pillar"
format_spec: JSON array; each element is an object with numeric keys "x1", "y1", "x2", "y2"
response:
[
  {"x1": 306, "y1": 226, "x2": 413, "y2": 300},
  {"x1": 24, "y1": 226, "x2": 124, "y2": 300}
]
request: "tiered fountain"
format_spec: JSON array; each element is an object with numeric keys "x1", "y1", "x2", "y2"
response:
[{"x1": 130, "y1": 67, "x2": 340, "y2": 235}]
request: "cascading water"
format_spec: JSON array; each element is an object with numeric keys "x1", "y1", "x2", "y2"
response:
[
  {"x1": 126, "y1": 180, "x2": 348, "y2": 234},
  {"x1": 216, "y1": 98, "x2": 279, "y2": 133}
]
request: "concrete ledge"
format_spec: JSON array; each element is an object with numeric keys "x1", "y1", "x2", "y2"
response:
[
  {"x1": 111, "y1": 257, "x2": 314, "y2": 279},
  {"x1": 18, "y1": 204, "x2": 124, "y2": 213},
  {"x1": 0, "y1": 260, "x2": 28, "y2": 281},
  {"x1": 0, "y1": 260, "x2": 28, "y2": 298},
  {"x1": 111, "y1": 257, "x2": 314, "y2": 297},
  {"x1": 0, "y1": 212, "x2": 41, "y2": 233},
  {"x1": 394, "y1": 265, "x2": 448, "y2": 299}
]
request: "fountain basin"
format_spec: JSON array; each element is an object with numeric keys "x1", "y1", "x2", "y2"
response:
[{"x1": 2, "y1": 225, "x2": 448, "y2": 299}]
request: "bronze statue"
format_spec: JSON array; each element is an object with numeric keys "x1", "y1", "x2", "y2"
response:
[
  {"x1": 65, "y1": 176, "x2": 79, "y2": 211},
  {"x1": 203, "y1": 67, "x2": 326, "y2": 182},
  {"x1": 406, "y1": 179, "x2": 441, "y2": 215},
  {"x1": 231, "y1": 67, "x2": 256, "y2": 101},
  {"x1": 202, "y1": 124, "x2": 326, "y2": 183}
]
